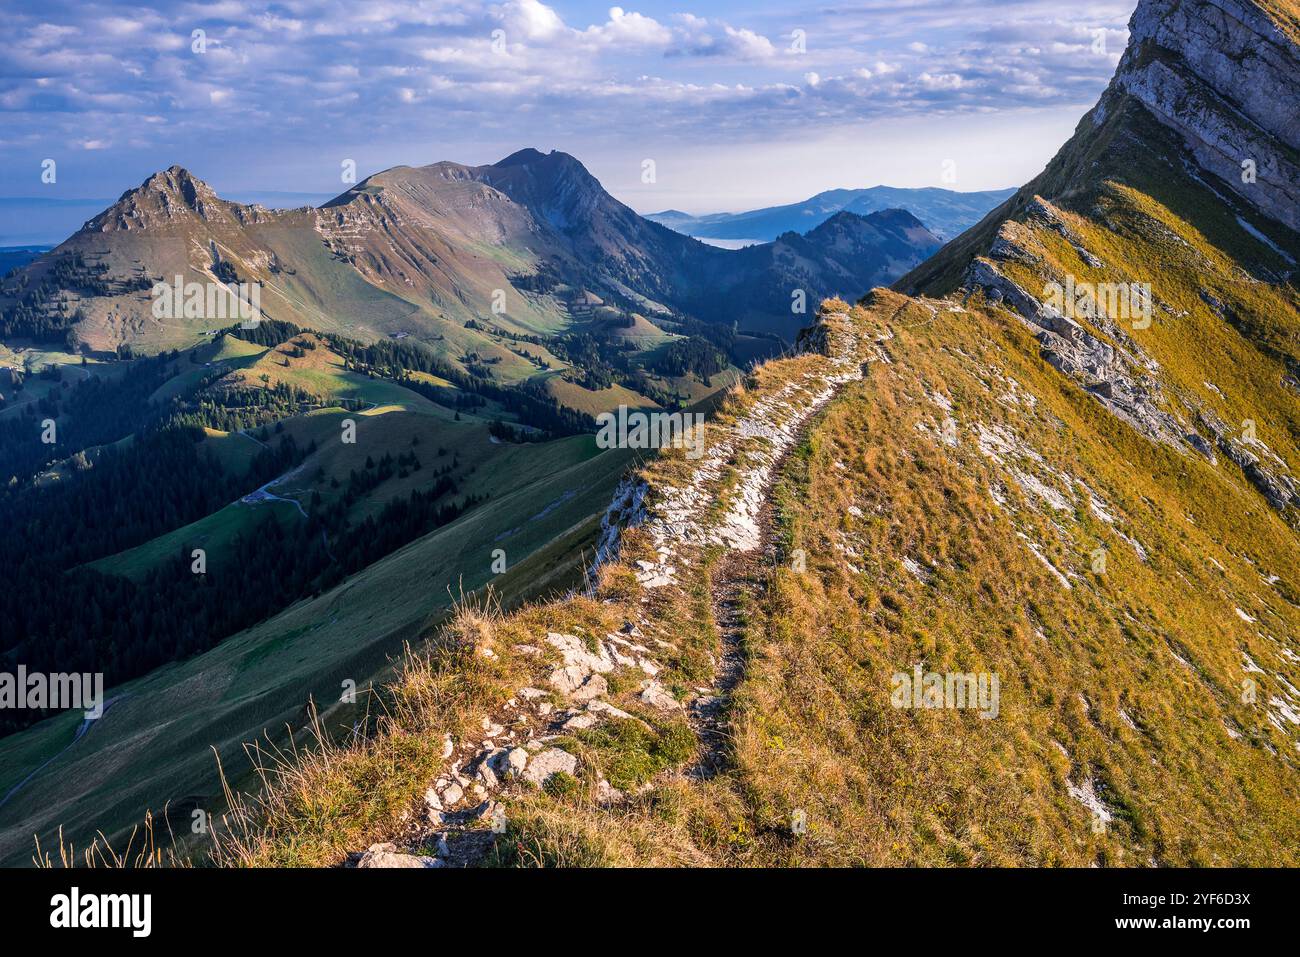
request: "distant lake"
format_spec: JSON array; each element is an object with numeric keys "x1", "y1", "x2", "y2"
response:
[{"x1": 693, "y1": 236, "x2": 765, "y2": 250}]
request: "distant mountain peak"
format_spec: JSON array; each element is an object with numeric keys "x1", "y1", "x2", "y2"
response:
[
  {"x1": 88, "y1": 165, "x2": 251, "y2": 232},
  {"x1": 134, "y1": 166, "x2": 218, "y2": 206},
  {"x1": 862, "y1": 207, "x2": 927, "y2": 229},
  {"x1": 646, "y1": 185, "x2": 1017, "y2": 243},
  {"x1": 802, "y1": 207, "x2": 941, "y2": 251},
  {"x1": 493, "y1": 147, "x2": 549, "y2": 167},
  {"x1": 493, "y1": 147, "x2": 583, "y2": 169},
  {"x1": 478, "y1": 148, "x2": 607, "y2": 232},
  {"x1": 818, "y1": 209, "x2": 868, "y2": 226}
]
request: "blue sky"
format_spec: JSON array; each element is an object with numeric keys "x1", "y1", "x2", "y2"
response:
[{"x1": 0, "y1": 0, "x2": 1135, "y2": 240}]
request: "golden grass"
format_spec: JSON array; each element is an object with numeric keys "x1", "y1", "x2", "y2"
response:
[
  {"x1": 210, "y1": 593, "x2": 528, "y2": 867},
  {"x1": 720, "y1": 294, "x2": 1300, "y2": 866},
  {"x1": 34, "y1": 811, "x2": 185, "y2": 869}
]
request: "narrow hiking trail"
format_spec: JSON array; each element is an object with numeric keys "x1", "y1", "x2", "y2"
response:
[
  {"x1": 351, "y1": 302, "x2": 870, "y2": 867},
  {"x1": 689, "y1": 549, "x2": 759, "y2": 781},
  {"x1": 689, "y1": 437, "x2": 803, "y2": 781}
]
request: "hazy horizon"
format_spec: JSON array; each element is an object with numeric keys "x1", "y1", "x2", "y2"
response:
[{"x1": 0, "y1": 150, "x2": 1027, "y2": 246}]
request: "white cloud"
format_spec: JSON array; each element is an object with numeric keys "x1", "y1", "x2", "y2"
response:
[
  {"x1": 501, "y1": 0, "x2": 565, "y2": 41},
  {"x1": 0, "y1": 0, "x2": 1131, "y2": 202},
  {"x1": 582, "y1": 7, "x2": 672, "y2": 48},
  {"x1": 719, "y1": 26, "x2": 776, "y2": 60},
  {"x1": 918, "y1": 72, "x2": 966, "y2": 91}
]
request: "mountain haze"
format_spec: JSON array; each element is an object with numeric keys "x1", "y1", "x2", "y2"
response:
[{"x1": 648, "y1": 185, "x2": 1016, "y2": 243}]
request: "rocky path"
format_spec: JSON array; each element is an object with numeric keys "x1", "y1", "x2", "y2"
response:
[
  {"x1": 353, "y1": 303, "x2": 867, "y2": 868},
  {"x1": 688, "y1": 512, "x2": 767, "y2": 780},
  {"x1": 687, "y1": 416, "x2": 821, "y2": 781}
]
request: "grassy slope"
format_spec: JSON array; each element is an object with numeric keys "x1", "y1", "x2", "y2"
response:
[
  {"x1": 452, "y1": 295, "x2": 1300, "y2": 867},
  {"x1": 88, "y1": 402, "x2": 603, "y2": 581},
  {"x1": 699, "y1": 92, "x2": 1300, "y2": 865},
  {"x1": 220, "y1": 333, "x2": 458, "y2": 419},
  {"x1": 0, "y1": 347, "x2": 117, "y2": 423},
  {"x1": 729, "y1": 293, "x2": 1300, "y2": 866}
]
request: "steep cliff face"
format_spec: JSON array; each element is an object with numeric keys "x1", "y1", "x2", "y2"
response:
[
  {"x1": 897, "y1": 0, "x2": 1300, "y2": 520},
  {"x1": 1112, "y1": 0, "x2": 1300, "y2": 229},
  {"x1": 901, "y1": 0, "x2": 1300, "y2": 296}
]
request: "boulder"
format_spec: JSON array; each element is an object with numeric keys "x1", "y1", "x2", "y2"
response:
[
  {"x1": 561, "y1": 712, "x2": 600, "y2": 731},
  {"x1": 521, "y1": 748, "x2": 577, "y2": 787},
  {"x1": 639, "y1": 681, "x2": 680, "y2": 712},
  {"x1": 569, "y1": 673, "x2": 608, "y2": 703},
  {"x1": 357, "y1": 843, "x2": 442, "y2": 868},
  {"x1": 499, "y1": 746, "x2": 529, "y2": 779},
  {"x1": 545, "y1": 632, "x2": 614, "y2": 674}
]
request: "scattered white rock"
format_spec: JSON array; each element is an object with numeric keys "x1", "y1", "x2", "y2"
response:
[
  {"x1": 499, "y1": 746, "x2": 529, "y2": 780},
  {"x1": 1267, "y1": 696, "x2": 1300, "y2": 730},
  {"x1": 595, "y1": 778, "x2": 624, "y2": 803},
  {"x1": 573, "y1": 673, "x2": 611, "y2": 703},
  {"x1": 640, "y1": 681, "x2": 680, "y2": 711},
  {"x1": 522, "y1": 748, "x2": 578, "y2": 787},
  {"x1": 1067, "y1": 778, "x2": 1113, "y2": 826},
  {"x1": 357, "y1": 843, "x2": 441, "y2": 868},
  {"x1": 545, "y1": 632, "x2": 615, "y2": 673},
  {"x1": 562, "y1": 712, "x2": 600, "y2": 731},
  {"x1": 587, "y1": 700, "x2": 635, "y2": 721},
  {"x1": 901, "y1": 556, "x2": 933, "y2": 584}
]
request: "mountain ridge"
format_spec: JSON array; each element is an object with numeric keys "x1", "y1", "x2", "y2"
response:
[
  {"x1": 7, "y1": 0, "x2": 1300, "y2": 872},
  {"x1": 648, "y1": 184, "x2": 1017, "y2": 243},
  {"x1": 1, "y1": 149, "x2": 946, "y2": 357}
]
